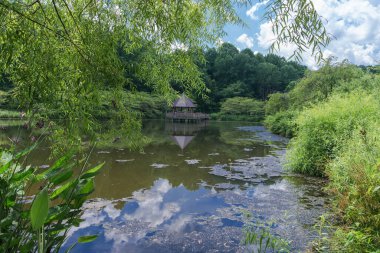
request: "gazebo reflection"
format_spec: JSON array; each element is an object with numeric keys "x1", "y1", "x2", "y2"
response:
[
  {"x1": 165, "y1": 121, "x2": 207, "y2": 150},
  {"x1": 171, "y1": 136, "x2": 194, "y2": 150}
]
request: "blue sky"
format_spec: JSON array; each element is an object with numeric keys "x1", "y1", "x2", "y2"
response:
[{"x1": 221, "y1": 0, "x2": 380, "y2": 68}]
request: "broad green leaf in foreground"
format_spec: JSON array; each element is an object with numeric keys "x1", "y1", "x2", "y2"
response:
[{"x1": 31, "y1": 188, "x2": 49, "y2": 231}]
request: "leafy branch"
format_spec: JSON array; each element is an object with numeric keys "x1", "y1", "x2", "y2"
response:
[{"x1": 265, "y1": 0, "x2": 332, "y2": 63}]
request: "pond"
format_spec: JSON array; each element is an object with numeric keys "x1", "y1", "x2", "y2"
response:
[{"x1": 0, "y1": 120, "x2": 328, "y2": 252}]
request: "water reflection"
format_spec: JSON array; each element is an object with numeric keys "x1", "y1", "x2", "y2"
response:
[
  {"x1": 62, "y1": 178, "x2": 230, "y2": 253},
  {"x1": 166, "y1": 121, "x2": 208, "y2": 150},
  {"x1": 0, "y1": 120, "x2": 328, "y2": 252}
]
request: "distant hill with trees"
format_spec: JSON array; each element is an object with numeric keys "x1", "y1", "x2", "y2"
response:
[{"x1": 196, "y1": 43, "x2": 306, "y2": 113}]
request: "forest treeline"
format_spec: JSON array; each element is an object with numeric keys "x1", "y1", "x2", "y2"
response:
[
  {"x1": 195, "y1": 43, "x2": 306, "y2": 113},
  {"x1": 0, "y1": 43, "x2": 306, "y2": 121}
]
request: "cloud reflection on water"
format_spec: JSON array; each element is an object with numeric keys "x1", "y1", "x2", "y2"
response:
[{"x1": 62, "y1": 178, "x2": 228, "y2": 253}]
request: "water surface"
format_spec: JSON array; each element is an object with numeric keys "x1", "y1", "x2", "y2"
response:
[{"x1": 0, "y1": 120, "x2": 328, "y2": 252}]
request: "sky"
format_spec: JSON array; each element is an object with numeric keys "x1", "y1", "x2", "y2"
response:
[{"x1": 222, "y1": 0, "x2": 380, "y2": 68}]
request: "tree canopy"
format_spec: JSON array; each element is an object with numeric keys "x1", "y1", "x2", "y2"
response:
[
  {"x1": 0, "y1": 0, "x2": 245, "y2": 149},
  {"x1": 0, "y1": 0, "x2": 330, "y2": 151},
  {"x1": 195, "y1": 43, "x2": 306, "y2": 112}
]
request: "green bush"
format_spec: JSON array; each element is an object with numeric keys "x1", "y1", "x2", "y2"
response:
[
  {"x1": 334, "y1": 73, "x2": 380, "y2": 95},
  {"x1": 265, "y1": 92, "x2": 290, "y2": 116},
  {"x1": 264, "y1": 110, "x2": 297, "y2": 138},
  {"x1": 324, "y1": 125, "x2": 380, "y2": 252},
  {"x1": 215, "y1": 97, "x2": 265, "y2": 122},
  {"x1": 286, "y1": 91, "x2": 380, "y2": 176},
  {"x1": 289, "y1": 61, "x2": 363, "y2": 109}
]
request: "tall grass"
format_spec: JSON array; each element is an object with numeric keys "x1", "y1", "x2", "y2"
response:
[
  {"x1": 286, "y1": 91, "x2": 380, "y2": 176},
  {"x1": 325, "y1": 124, "x2": 380, "y2": 252}
]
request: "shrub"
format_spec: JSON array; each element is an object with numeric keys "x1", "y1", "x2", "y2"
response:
[
  {"x1": 265, "y1": 92, "x2": 290, "y2": 116},
  {"x1": 216, "y1": 97, "x2": 265, "y2": 122},
  {"x1": 324, "y1": 125, "x2": 380, "y2": 252},
  {"x1": 286, "y1": 91, "x2": 380, "y2": 176},
  {"x1": 264, "y1": 110, "x2": 298, "y2": 138},
  {"x1": 289, "y1": 61, "x2": 363, "y2": 109},
  {"x1": 334, "y1": 73, "x2": 380, "y2": 95}
]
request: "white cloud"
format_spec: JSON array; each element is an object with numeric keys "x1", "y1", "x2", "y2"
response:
[
  {"x1": 246, "y1": 0, "x2": 269, "y2": 20},
  {"x1": 236, "y1": 33, "x2": 254, "y2": 49},
  {"x1": 124, "y1": 179, "x2": 180, "y2": 227},
  {"x1": 256, "y1": 0, "x2": 380, "y2": 67}
]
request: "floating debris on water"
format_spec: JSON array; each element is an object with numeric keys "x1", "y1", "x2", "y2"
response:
[
  {"x1": 243, "y1": 148, "x2": 253, "y2": 152},
  {"x1": 185, "y1": 159, "x2": 201, "y2": 165},
  {"x1": 208, "y1": 153, "x2": 220, "y2": 156},
  {"x1": 214, "y1": 183, "x2": 238, "y2": 190},
  {"x1": 115, "y1": 159, "x2": 135, "y2": 163},
  {"x1": 150, "y1": 163, "x2": 169, "y2": 169},
  {"x1": 98, "y1": 150, "x2": 111, "y2": 154},
  {"x1": 39, "y1": 165, "x2": 50, "y2": 169}
]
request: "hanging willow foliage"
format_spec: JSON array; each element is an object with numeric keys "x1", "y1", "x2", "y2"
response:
[
  {"x1": 0, "y1": 0, "x2": 330, "y2": 151},
  {"x1": 265, "y1": 0, "x2": 331, "y2": 63}
]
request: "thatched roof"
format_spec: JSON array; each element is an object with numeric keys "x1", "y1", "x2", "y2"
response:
[{"x1": 173, "y1": 93, "x2": 196, "y2": 108}]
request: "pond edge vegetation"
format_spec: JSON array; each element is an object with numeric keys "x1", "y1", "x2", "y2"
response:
[{"x1": 264, "y1": 61, "x2": 380, "y2": 252}]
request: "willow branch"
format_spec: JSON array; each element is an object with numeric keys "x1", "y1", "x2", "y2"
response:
[{"x1": 0, "y1": 0, "x2": 90, "y2": 63}]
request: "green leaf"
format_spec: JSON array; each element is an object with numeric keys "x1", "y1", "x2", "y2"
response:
[
  {"x1": 50, "y1": 169, "x2": 73, "y2": 186},
  {"x1": 31, "y1": 188, "x2": 49, "y2": 231},
  {"x1": 11, "y1": 166, "x2": 35, "y2": 182},
  {"x1": 0, "y1": 160, "x2": 12, "y2": 175},
  {"x1": 77, "y1": 179, "x2": 95, "y2": 197},
  {"x1": 80, "y1": 162, "x2": 104, "y2": 179},
  {"x1": 36, "y1": 151, "x2": 75, "y2": 181},
  {"x1": 77, "y1": 235, "x2": 98, "y2": 243},
  {"x1": 50, "y1": 180, "x2": 76, "y2": 200},
  {"x1": 15, "y1": 143, "x2": 37, "y2": 159},
  {"x1": 64, "y1": 242, "x2": 78, "y2": 253}
]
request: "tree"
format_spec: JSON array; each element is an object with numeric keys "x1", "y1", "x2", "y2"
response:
[
  {"x1": 255, "y1": 62, "x2": 281, "y2": 98},
  {"x1": 290, "y1": 60, "x2": 364, "y2": 108},
  {"x1": 0, "y1": 0, "x2": 330, "y2": 148},
  {"x1": 0, "y1": 0, "x2": 243, "y2": 149}
]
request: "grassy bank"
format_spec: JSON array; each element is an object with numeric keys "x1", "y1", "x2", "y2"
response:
[{"x1": 264, "y1": 62, "x2": 380, "y2": 252}]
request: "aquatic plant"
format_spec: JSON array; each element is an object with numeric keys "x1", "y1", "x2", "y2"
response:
[
  {"x1": 0, "y1": 146, "x2": 103, "y2": 252},
  {"x1": 243, "y1": 213, "x2": 291, "y2": 253}
]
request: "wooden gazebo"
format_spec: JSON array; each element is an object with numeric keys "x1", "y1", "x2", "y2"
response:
[{"x1": 166, "y1": 93, "x2": 209, "y2": 122}]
